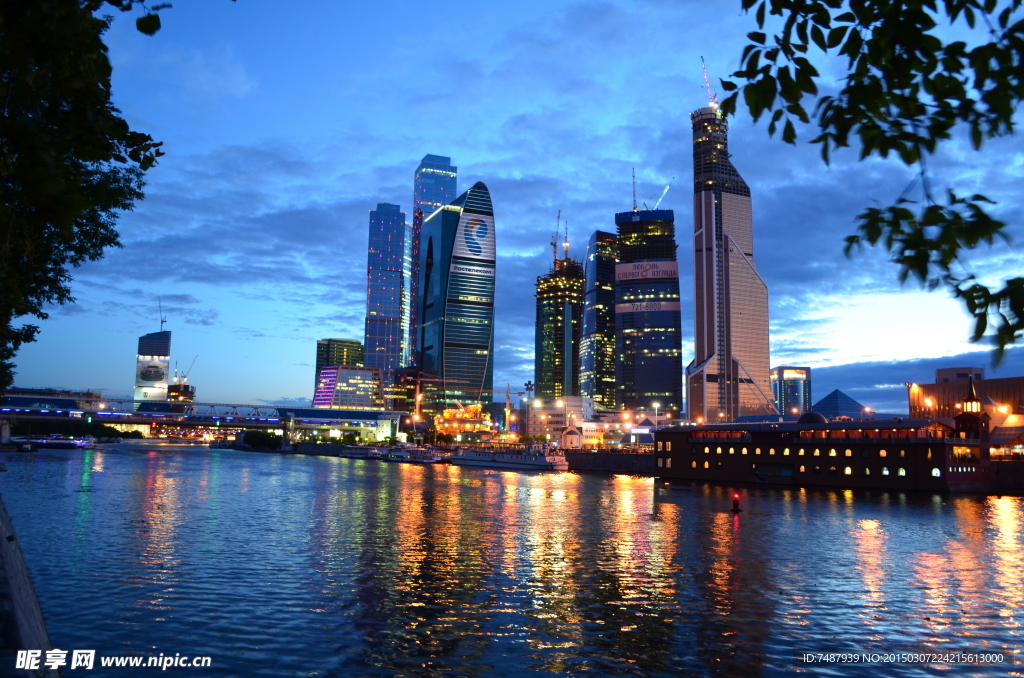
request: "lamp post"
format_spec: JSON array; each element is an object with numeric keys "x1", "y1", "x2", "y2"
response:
[{"x1": 653, "y1": 402, "x2": 660, "y2": 431}]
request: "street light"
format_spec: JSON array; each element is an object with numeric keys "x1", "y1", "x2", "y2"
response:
[{"x1": 653, "y1": 402, "x2": 660, "y2": 430}]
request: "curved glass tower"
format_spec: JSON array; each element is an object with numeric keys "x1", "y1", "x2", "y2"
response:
[
  {"x1": 580, "y1": 230, "x2": 618, "y2": 408},
  {"x1": 417, "y1": 181, "x2": 495, "y2": 410},
  {"x1": 686, "y1": 107, "x2": 775, "y2": 422}
]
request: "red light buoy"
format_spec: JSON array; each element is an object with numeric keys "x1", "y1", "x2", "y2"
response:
[{"x1": 732, "y1": 493, "x2": 742, "y2": 513}]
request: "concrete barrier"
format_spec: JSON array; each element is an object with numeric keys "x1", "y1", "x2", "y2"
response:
[
  {"x1": 0, "y1": 495, "x2": 59, "y2": 677},
  {"x1": 565, "y1": 451, "x2": 656, "y2": 475}
]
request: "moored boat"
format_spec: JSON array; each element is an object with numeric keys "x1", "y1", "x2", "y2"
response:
[{"x1": 450, "y1": 444, "x2": 568, "y2": 471}]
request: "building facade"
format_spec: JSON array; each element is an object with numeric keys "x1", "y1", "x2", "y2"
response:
[
  {"x1": 134, "y1": 331, "x2": 171, "y2": 407},
  {"x1": 364, "y1": 203, "x2": 409, "y2": 405},
  {"x1": 316, "y1": 339, "x2": 362, "y2": 377},
  {"x1": 416, "y1": 181, "x2": 495, "y2": 412},
  {"x1": 312, "y1": 365, "x2": 384, "y2": 410},
  {"x1": 614, "y1": 209, "x2": 683, "y2": 413},
  {"x1": 909, "y1": 375, "x2": 1024, "y2": 419},
  {"x1": 580, "y1": 230, "x2": 618, "y2": 408},
  {"x1": 770, "y1": 366, "x2": 812, "y2": 415},
  {"x1": 686, "y1": 106, "x2": 775, "y2": 423},
  {"x1": 534, "y1": 249, "x2": 585, "y2": 400}
]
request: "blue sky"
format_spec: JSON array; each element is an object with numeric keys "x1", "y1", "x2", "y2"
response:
[{"x1": 12, "y1": 0, "x2": 1024, "y2": 414}]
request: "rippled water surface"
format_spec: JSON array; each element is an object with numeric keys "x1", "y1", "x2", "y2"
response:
[{"x1": 1, "y1": 444, "x2": 1022, "y2": 677}]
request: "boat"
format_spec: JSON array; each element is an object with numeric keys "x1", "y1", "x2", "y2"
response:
[
  {"x1": 339, "y1": 446, "x2": 372, "y2": 459},
  {"x1": 450, "y1": 444, "x2": 568, "y2": 471},
  {"x1": 365, "y1": 447, "x2": 384, "y2": 460},
  {"x1": 409, "y1": 447, "x2": 446, "y2": 464},
  {"x1": 383, "y1": 447, "x2": 413, "y2": 462}
]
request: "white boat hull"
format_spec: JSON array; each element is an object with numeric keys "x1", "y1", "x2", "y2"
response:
[{"x1": 451, "y1": 450, "x2": 568, "y2": 472}]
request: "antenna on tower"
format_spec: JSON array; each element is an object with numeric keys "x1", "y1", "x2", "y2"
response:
[
  {"x1": 158, "y1": 297, "x2": 166, "y2": 332},
  {"x1": 550, "y1": 210, "x2": 561, "y2": 266},
  {"x1": 701, "y1": 56, "x2": 719, "y2": 109},
  {"x1": 632, "y1": 168, "x2": 638, "y2": 212}
]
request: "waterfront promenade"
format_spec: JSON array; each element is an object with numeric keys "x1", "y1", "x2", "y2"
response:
[{"x1": 1, "y1": 443, "x2": 1021, "y2": 676}]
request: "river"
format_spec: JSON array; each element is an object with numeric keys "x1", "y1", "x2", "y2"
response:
[{"x1": 0, "y1": 444, "x2": 1019, "y2": 676}]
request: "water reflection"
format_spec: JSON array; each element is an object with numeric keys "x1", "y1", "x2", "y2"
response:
[{"x1": 0, "y1": 448, "x2": 1022, "y2": 677}]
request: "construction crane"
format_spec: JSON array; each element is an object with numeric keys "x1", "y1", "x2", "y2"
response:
[
  {"x1": 701, "y1": 56, "x2": 718, "y2": 109},
  {"x1": 477, "y1": 385, "x2": 526, "y2": 432},
  {"x1": 550, "y1": 210, "x2": 561, "y2": 265},
  {"x1": 653, "y1": 177, "x2": 675, "y2": 209}
]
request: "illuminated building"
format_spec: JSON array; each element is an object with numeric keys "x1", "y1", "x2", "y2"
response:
[
  {"x1": 770, "y1": 366, "x2": 812, "y2": 414},
  {"x1": 410, "y1": 155, "x2": 457, "y2": 365},
  {"x1": 434, "y1": 402, "x2": 493, "y2": 440},
  {"x1": 580, "y1": 230, "x2": 618, "y2": 407},
  {"x1": 316, "y1": 338, "x2": 362, "y2": 372},
  {"x1": 364, "y1": 203, "x2": 410, "y2": 406},
  {"x1": 416, "y1": 181, "x2": 495, "y2": 412},
  {"x1": 134, "y1": 331, "x2": 171, "y2": 408},
  {"x1": 535, "y1": 234, "x2": 584, "y2": 400},
  {"x1": 909, "y1": 374, "x2": 1024, "y2": 419},
  {"x1": 312, "y1": 365, "x2": 383, "y2": 410},
  {"x1": 614, "y1": 208, "x2": 683, "y2": 412},
  {"x1": 524, "y1": 396, "x2": 593, "y2": 438},
  {"x1": 686, "y1": 106, "x2": 775, "y2": 423}
]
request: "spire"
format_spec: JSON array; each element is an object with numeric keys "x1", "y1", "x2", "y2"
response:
[
  {"x1": 562, "y1": 220, "x2": 569, "y2": 259},
  {"x1": 632, "y1": 168, "x2": 638, "y2": 212},
  {"x1": 963, "y1": 376, "x2": 981, "y2": 413}
]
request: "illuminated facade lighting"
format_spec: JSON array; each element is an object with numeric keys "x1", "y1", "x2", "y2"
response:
[
  {"x1": 364, "y1": 203, "x2": 408, "y2": 407},
  {"x1": 687, "y1": 106, "x2": 775, "y2": 423},
  {"x1": 580, "y1": 230, "x2": 618, "y2": 408},
  {"x1": 535, "y1": 250, "x2": 585, "y2": 400}
]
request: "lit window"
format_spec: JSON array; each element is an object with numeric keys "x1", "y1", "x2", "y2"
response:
[
  {"x1": 717, "y1": 447, "x2": 722, "y2": 454},
  {"x1": 783, "y1": 448, "x2": 790, "y2": 455},
  {"x1": 844, "y1": 467, "x2": 852, "y2": 475},
  {"x1": 666, "y1": 459, "x2": 672, "y2": 468},
  {"x1": 799, "y1": 465, "x2": 805, "y2": 473},
  {"x1": 704, "y1": 447, "x2": 710, "y2": 454},
  {"x1": 932, "y1": 467, "x2": 941, "y2": 477},
  {"x1": 799, "y1": 449, "x2": 805, "y2": 455},
  {"x1": 863, "y1": 468, "x2": 871, "y2": 475},
  {"x1": 814, "y1": 449, "x2": 820, "y2": 456},
  {"x1": 879, "y1": 450, "x2": 887, "y2": 458},
  {"x1": 703, "y1": 461, "x2": 709, "y2": 469},
  {"x1": 729, "y1": 447, "x2": 735, "y2": 454},
  {"x1": 755, "y1": 448, "x2": 761, "y2": 455},
  {"x1": 666, "y1": 442, "x2": 672, "y2": 452},
  {"x1": 742, "y1": 447, "x2": 748, "y2": 454},
  {"x1": 845, "y1": 449, "x2": 852, "y2": 457},
  {"x1": 658, "y1": 458, "x2": 663, "y2": 467},
  {"x1": 769, "y1": 448, "x2": 776, "y2": 455},
  {"x1": 691, "y1": 460, "x2": 697, "y2": 468},
  {"x1": 881, "y1": 467, "x2": 889, "y2": 476},
  {"x1": 900, "y1": 450, "x2": 906, "y2": 458},
  {"x1": 898, "y1": 468, "x2": 906, "y2": 476},
  {"x1": 829, "y1": 449, "x2": 837, "y2": 456}
]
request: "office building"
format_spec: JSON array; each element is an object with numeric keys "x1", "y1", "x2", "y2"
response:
[
  {"x1": 580, "y1": 230, "x2": 618, "y2": 408},
  {"x1": 770, "y1": 366, "x2": 812, "y2": 415},
  {"x1": 909, "y1": 375, "x2": 1023, "y2": 419},
  {"x1": 134, "y1": 331, "x2": 171, "y2": 407},
  {"x1": 364, "y1": 203, "x2": 409, "y2": 405},
  {"x1": 686, "y1": 106, "x2": 775, "y2": 423},
  {"x1": 935, "y1": 367, "x2": 985, "y2": 383},
  {"x1": 535, "y1": 236, "x2": 585, "y2": 400},
  {"x1": 614, "y1": 208, "x2": 683, "y2": 413},
  {"x1": 416, "y1": 181, "x2": 495, "y2": 412},
  {"x1": 312, "y1": 365, "x2": 384, "y2": 410},
  {"x1": 410, "y1": 155, "x2": 457, "y2": 365},
  {"x1": 315, "y1": 338, "x2": 362, "y2": 393}
]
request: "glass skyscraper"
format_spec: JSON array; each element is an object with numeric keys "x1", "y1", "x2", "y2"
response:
[
  {"x1": 770, "y1": 366, "x2": 812, "y2": 415},
  {"x1": 580, "y1": 230, "x2": 618, "y2": 408},
  {"x1": 686, "y1": 106, "x2": 775, "y2": 423},
  {"x1": 534, "y1": 249, "x2": 585, "y2": 400},
  {"x1": 314, "y1": 338, "x2": 363, "y2": 396},
  {"x1": 410, "y1": 155, "x2": 457, "y2": 367},
  {"x1": 364, "y1": 203, "x2": 408, "y2": 373},
  {"x1": 416, "y1": 181, "x2": 495, "y2": 412},
  {"x1": 614, "y1": 209, "x2": 683, "y2": 412}
]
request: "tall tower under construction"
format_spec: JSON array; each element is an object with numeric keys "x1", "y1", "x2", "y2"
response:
[
  {"x1": 535, "y1": 228, "x2": 585, "y2": 400},
  {"x1": 686, "y1": 107, "x2": 775, "y2": 422}
]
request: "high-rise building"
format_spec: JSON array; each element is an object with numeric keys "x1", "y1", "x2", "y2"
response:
[
  {"x1": 580, "y1": 230, "x2": 618, "y2": 408},
  {"x1": 416, "y1": 181, "x2": 495, "y2": 412},
  {"x1": 686, "y1": 106, "x2": 775, "y2": 423},
  {"x1": 364, "y1": 203, "x2": 409, "y2": 401},
  {"x1": 534, "y1": 238, "x2": 585, "y2": 400},
  {"x1": 614, "y1": 209, "x2": 683, "y2": 413},
  {"x1": 134, "y1": 330, "x2": 171, "y2": 407},
  {"x1": 312, "y1": 365, "x2": 384, "y2": 410},
  {"x1": 315, "y1": 339, "x2": 362, "y2": 393},
  {"x1": 410, "y1": 155, "x2": 457, "y2": 366},
  {"x1": 770, "y1": 366, "x2": 812, "y2": 415}
]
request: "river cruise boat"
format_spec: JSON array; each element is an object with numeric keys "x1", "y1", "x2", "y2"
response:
[
  {"x1": 450, "y1": 443, "x2": 568, "y2": 472},
  {"x1": 653, "y1": 408, "x2": 996, "y2": 493},
  {"x1": 383, "y1": 447, "x2": 413, "y2": 462},
  {"x1": 337, "y1": 446, "x2": 374, "y2": 459}
]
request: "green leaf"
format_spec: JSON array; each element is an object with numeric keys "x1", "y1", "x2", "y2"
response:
[
  {"x1": 136, "y1": 13, "x2": 161, "y2": 35},
  {"x1": 720, "y1": 79, "x2": 738, "y2": 92},
  {"x1": 811, "y1": 24, "x2": 827, "y2": 51},
  {"x1": 782, "y1": 119, "x2": 796, "y2": 144}
]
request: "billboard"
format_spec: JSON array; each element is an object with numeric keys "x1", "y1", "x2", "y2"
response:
[
  {"x1": 452, "y1": 213, "x2": 496, "y2": 261},
  {"x1": 615, "y1": 261, "x2": 678, "y2": 281},
  {"x1": 135, "y1": 355, "x2": 170, "y2": 388}
]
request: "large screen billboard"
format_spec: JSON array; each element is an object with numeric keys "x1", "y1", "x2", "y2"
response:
[{"x1": 135, "y1": 355, "x2": 170, "y2": 388}]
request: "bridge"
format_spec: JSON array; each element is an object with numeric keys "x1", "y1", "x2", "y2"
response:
[{"x1": 1, "y1": 395, "x2": 405, "y2": 441}]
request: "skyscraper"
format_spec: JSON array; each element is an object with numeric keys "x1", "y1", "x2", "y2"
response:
[
  {"x1": 416, "y1": 181, "x2": 495, "y2": 412},
  {"x1": 580, "y1": 230, "x2": 618, "y2": 408},
  {"x1": 686, "y1": 106, "x2": 775, "y2": 423},
  {"x1": 134, "y1": 330, "x2": 171, "y2": 407},
  {"x1": 614, "y1": 209, "x2": 683, "y2": 412},
  {"x1": 770, "y1": 366, "x2": 812, "y2": 415},
  {"x1": 410, "y1": 155, "x2": 457, "y2": 366},
  {"x1": 364, "y1": 203, "x2": 409, "y2": 375},
  {"x1": 534, "y1": 237, "x2": 585, "y2": 400}
]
